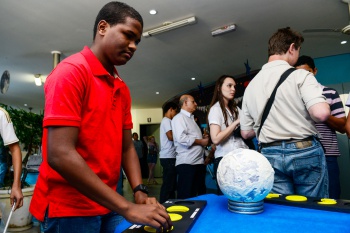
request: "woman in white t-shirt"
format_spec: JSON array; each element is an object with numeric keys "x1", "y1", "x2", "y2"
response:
[{"x1": 207, "y1": 75, "x2": 248, "y2": 194}]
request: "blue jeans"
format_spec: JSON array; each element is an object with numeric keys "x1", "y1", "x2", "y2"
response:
[
  {"x1": 159, "y1": 158, "x2": 177, "y2": 203},
  {"x1": 261, "y1": 137, "x2": 328, "y2": 198},
  {"x1": 0, "y1": 162, "x2": 7, "y2": 187},
  {"x1": 41, "y1": 210, "x2": 124, "y2": 233},
  {"x1": 326, "y1": 156, "x2": 340, "y2": 199}
]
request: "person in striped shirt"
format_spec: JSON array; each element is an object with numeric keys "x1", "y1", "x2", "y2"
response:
[
  {"x1": 345, "y1": 95, "x2": 350, "y2": 138},
  {"x1": 295, "y1": 55, "x2": 346, "y2": 199}
]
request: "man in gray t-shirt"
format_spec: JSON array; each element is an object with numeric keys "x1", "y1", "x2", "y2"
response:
[{"x1": 132, "y1": 132, "x2": 144, "y2": 159}]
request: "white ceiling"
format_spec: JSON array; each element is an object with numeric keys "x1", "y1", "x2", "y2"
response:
[{"x1": 1, "y1": 0, "x2": 350, "y2": 113}]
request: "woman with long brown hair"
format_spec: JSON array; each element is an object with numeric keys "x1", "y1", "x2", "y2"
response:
[{"x1": 207, "y1": 75, "x2": 248, "y2": 194}]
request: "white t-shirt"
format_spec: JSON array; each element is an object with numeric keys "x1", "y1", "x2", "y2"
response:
[
  {"x1": 159, "y1": 117, "x2": 176, "y2": 159},
  {"x1": 208, "y1": 102, "x2": 248, "y2": 158},
  {"x1": 0, "y1": 107, "x2": 19, "y2": 146}
]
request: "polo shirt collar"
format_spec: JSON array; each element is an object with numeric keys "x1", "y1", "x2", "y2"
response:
[
  {"x1": 80, "y1": 46, "x2": 121, "y2": 79},
  {"x1": 180, "y1": 109, "x2": 193, "y2": 119},
  {"x1": 262, "y1": 60, "x2": 291, "y2": 70}
]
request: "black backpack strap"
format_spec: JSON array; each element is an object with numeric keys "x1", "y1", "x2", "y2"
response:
[{"x1": 257, "y1": 67, "x2": 296, "y2": 140}]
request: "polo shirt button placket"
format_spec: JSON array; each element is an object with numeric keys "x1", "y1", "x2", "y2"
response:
[{"x1": 112, "y1": 97, "x2": 117, "y2": 110}]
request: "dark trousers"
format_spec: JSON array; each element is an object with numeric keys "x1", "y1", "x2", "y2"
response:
[
  {"x1": 326, "y1": 156, "x2": 341, "y2": 199},
  {"x1": 213, "y1": 157, "x2": 223, "y2": 195},
  {"x1": 159, "y1": 158, "x2": 177, "y2": 203},
  {"x1": 176, "y1": 164, "x2": 206, "y2": 199}
]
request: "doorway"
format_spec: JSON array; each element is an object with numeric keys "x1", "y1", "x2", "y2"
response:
[{"x1": 140, "y1": 123, "x2": 162, "y2": 178}]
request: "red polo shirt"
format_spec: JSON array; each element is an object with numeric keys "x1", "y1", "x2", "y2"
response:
[{"x1": 30, "y1": 46, "x2": 133, "y2": 221}]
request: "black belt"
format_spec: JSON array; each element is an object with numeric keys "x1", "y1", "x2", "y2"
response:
[{"x1": 260, "y1": 136, "x2": 314, "y2": 149}]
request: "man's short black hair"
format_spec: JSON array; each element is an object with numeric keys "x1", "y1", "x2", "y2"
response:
[
  {"x1": 295, "y1": 55, "x2": 316, "y2": 70},
  {"x1": 93, "y1": 1, "x2": 143, "y2": 40},
  {"x1": 162, "y1": 102, "x2": 178, "y2": 115}
]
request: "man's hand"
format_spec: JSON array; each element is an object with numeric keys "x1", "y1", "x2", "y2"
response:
[
  {"x1": 10, "y1": 185, "x2": 23, "y2": 210},
  {"x1": 131, "y1": 192, "x2": 172, "y2": 232}
]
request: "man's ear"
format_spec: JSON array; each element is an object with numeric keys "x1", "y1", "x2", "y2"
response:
[
  {"x1": 289, "y1": 43, "x2": 296, "y2": 53},
  {"x1": 97, "y1": 20, "x2": 109, "y2": 36},
  {"x1": 313, "y1": 67, "x2": 318, "y2": 76}
]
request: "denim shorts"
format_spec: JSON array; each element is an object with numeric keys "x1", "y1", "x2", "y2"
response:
[
  {"x1": 261, "y1": 137, "x2": 329, "y2": 198},
  {"x1": 41, "y1": 210, "x2": 124, "y2": 233},
  {"x1": 147, "y1": 154, "x2": 157, "y2": 164}
]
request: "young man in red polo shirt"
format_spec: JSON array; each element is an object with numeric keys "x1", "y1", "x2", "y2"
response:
[{"x1": 29, "y1": 2, "x2": 172, "y2": 233}]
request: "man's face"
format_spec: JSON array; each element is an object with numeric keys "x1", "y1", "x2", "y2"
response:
[
  {"x1": 184, "y1": 97, "x2": 197, "y2": 113},
  {"x1": 102, "y1": 17, "x2": 142, "y2": 66},
  {"x1": 296, "y1": 64, "x2": 316, "y2": 75},
  {"x1": 133, "y1": 133, "x2": 139, "y2": 140}
]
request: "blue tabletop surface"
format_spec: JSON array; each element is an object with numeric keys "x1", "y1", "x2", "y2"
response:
[{"x1": 115, "y1": 194, "x2": 350, "y2": 233}]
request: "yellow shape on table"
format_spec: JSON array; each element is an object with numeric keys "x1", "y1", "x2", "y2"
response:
[
  {"x1": 265, "y1": 193, "x2": 281, "y2": 199},
  {"x1": 318, "y1": 198, "x2": 337, "y2": 205},
  {"x1": 285, "y1": 195, "x2": 307, "y2": 202},
  {"x1": 166, "y1": 205, "x2": 189, "y2": 212},
  {"x1": 144, "y1": 225, "x2": 174, "y2": 233},
  {"x1": 169, "y1": 213, "x2": 182, "y2": 222}
]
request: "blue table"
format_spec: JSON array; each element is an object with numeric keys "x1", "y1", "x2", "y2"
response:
[{"x1": 115, "y1": 194, "x2": 350, "y2": 233}]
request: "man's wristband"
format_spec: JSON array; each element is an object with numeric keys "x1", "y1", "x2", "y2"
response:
[{"x1": 133, "y1": 184, "x2": 149, "y2": 195}]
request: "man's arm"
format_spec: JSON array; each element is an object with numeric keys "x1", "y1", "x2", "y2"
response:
[
  {"x1": 345, "y1": 116, "x2": 350, "y2": 138},
  {"x1": 122, "y1": 130, "x2": 157, "y2": 204},
  {"x1": 165, "y1": 130, "x2": 173, "y2": 141},
  {"x1": 326, "y1": 115, "x2": 346, "y2": 134},
  {"x1": 308, "y1": 102, "x2": 330, "y2": 123},
  {"x1": 47, "y1": 126, "x2": 171, "y2": 230},
  {"x1": 7, "y1": 142, "x2": 23, "y2": 210},
  {"x1": 241, "y1": 129, "x2": 256, "y2": 140}
]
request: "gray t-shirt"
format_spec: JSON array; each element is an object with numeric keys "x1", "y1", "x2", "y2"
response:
[{"x1": 133, "y1": 140, "x2": 143, "y2": 159}]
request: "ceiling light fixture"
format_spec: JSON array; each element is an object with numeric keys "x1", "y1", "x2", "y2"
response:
[
  {"x1": 191, "y1": 77, "x2": 196, "y2": 80},
  {"x1": 142, "y1": 16, "x2": 197, "y2": 37},
  {"x1": 341, "y1": 40, "x2": 347, "y2": 44},
  {"x1": 211, "y1": 24, "x2": 236, "y2": 36},
  {"x1": 149, "y1": 9, "x2": 157, "y2": 15},
  {"x1": 34, "y1": 74, "x2": 42, "y2": 86}
]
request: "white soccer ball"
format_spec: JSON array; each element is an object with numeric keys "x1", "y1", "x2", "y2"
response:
[{"x1": 217, "y1": 148, "x2": 274, "y2": 202}]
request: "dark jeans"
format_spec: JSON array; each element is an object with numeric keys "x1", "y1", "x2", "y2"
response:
[
  {"x1": 41, "y1": 210, "x2": 124, "y2": 233},
  {"x1": 213, "y1": 157, "x2": 223, "y2": 195},
  {"x1": 159, "y1": 158, "x2": 177, "y2": 203},
  {"x1": 176, "y1": 164, "x2": 206, "y2": 199},
  {"x1": 326, "y1": 156, "x2": 341, "y2": 199}
]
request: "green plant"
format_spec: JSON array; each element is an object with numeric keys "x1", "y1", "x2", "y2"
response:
[
  {"x1": 0, "y1": 104, "x2": 43, "y2": 187},
  {"x1": 0, "y1": 104, "x2": 43, "y2": 166}
]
